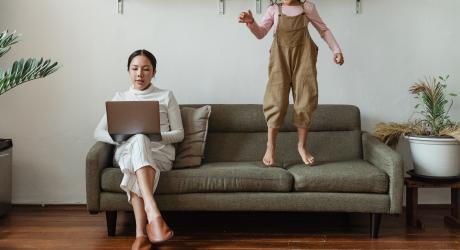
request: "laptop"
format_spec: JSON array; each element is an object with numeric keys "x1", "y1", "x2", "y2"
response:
[{"x1": 105, "y1": 101, "x2": 162, "y2": 142}]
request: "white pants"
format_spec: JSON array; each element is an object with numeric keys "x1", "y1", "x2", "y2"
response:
[{"x1": 114, "y1": 134, "x2": 173, "y2": 203}]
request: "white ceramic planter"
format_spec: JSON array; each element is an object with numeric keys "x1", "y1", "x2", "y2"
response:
[{"x1": 404, "y1": 135, "x2": 460, "y2": 177}]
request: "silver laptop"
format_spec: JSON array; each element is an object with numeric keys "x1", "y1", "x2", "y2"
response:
[{"x1": 105, "y1": 101, "x2": 162, "y2": 142}]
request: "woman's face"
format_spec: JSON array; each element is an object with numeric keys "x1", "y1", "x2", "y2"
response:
[{"x1": 128, "y1": 55, "x2": 156, "y2": 90}]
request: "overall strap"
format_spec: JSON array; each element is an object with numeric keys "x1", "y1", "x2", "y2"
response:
[
  {"x1": 277, "y1": 3, "x2": 282, "y2": 17},
  {"x1": 301, "y1": 2, "x2": 308, "y2": 26},
  {"x1": 301, "y1": 1, "x2": 306, "y2": 13}
]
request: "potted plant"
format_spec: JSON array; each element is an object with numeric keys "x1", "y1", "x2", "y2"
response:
[
  {"x1": 374, "y1": 75, "x2": 460, "y2": 178},
  {"x1": 0, "y1": 30, "x2": 60, "y2": 216}
]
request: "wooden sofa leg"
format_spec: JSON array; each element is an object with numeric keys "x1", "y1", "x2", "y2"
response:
[
  {"x1": 106, "y1": 211, "x2": 117, "y2": 236},
  {"x1": 370, "y1": 213, "x2": 382, "y2": 239}
]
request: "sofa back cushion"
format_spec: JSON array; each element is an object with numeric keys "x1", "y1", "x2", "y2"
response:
[{"x1": 181, "y1": 104, "x2": 362, "y2": 163}]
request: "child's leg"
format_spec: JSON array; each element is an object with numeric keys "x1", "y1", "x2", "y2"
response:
[
  {"x1": 291, "y1": 44, "x2": 319, "y2": 165},
  {"x1": 297, "y1": 127, "x2": 315, "y2": 165},
  {"x1": 292, "y1": 78, "x2": 317, "y2": 165},
  {"x1": 263, "y1": 81, "x2": 289, "y2": 166},
  {"x1": 263, "y1": 127, "x2": 279, "y2": 166},
  {"x1": 263, "y1": 46, "x2": 291, "y2": 166}
]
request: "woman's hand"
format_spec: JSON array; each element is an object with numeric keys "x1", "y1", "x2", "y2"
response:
[
  {"x1": 239, "y1": 10, "x2": 254, "y2": 24},
  {"x1": 334, "y1": 53, "x2": 344, "y2": 65}
]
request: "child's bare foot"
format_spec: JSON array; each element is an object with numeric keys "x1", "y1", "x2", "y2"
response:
[
  {"x1": 298, "y1": 144, "x2": 315, "y2": 166},
  {"x1": 263, "y1": 144, "x2": 275, "y2": 166}
]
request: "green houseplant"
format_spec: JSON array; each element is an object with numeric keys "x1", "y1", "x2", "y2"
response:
[
  {"x1": 374, "y1": 75, "x2": 460, "y2": 177},
  {"x1": 0, "y1": 30, "x2": 59, "y2": 95},
  {"x1": 0, "y1": 30, "x2": 60, "y2": 216}
]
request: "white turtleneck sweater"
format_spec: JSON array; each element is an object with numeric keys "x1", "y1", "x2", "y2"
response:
[{"x1": 94, "y1": 84, "x2": 184, "y2": 161}]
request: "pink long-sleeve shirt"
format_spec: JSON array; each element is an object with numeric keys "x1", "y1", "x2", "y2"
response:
[{"x1": 247, "y1": 1, "x2": 342, "y2": 54}]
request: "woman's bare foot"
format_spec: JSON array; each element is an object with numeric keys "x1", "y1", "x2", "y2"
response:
[
  {"x1": 298, "y1": 144, "x2": 315, "y2": 166},
  {"x1": 263, "y1": 144, "x2": 276, "y2": 166}
]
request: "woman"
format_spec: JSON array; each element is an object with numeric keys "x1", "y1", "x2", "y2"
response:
[
  {"x1": 94, "y1": 49, "x2": 184, "y2": 249},
  {"x1": 239, "y1": 0, "x2": 344, "y2": 166}
]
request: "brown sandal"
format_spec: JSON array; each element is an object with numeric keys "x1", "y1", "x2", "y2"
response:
[{"x1": 145, "y1": 216, "x2": 174, "y2": 244}]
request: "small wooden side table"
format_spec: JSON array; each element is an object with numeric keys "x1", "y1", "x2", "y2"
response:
[{"x1": 405, "y1": 177, "x2": 460, "y2": 229}]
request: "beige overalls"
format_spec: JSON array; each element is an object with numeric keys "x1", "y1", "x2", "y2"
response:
[{"x1": 263, "y1": 3, "x2": 319, "y2": 129}]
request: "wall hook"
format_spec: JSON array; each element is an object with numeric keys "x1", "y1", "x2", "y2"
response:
[
  {"x1": 218, "y1": 0, "x2": 225, "y2": 15},
  {"x1": 118, "y1": 0, "x2": 123, "y2": 14},
  {"x1": 256, "y1": 0, "x2": 262, "y2": 14},
  {"x1": 356, "y1": 0, "x2": 362, "y2": 14}
]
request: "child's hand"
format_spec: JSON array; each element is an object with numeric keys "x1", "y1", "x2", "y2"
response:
[
  {"x1": 334, "y1": 53, "x2": 344, "y2": 65},
  {"x1": 239, "y1": 10, "x2": 254, "y2": 24}
]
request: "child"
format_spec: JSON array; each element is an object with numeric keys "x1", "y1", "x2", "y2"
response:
[{"x1": 239, "y1": 0, "x2": 344, "y2": 166}]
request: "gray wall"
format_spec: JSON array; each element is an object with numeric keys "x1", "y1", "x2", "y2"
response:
[{"x1": 0, "y1": 0, "x2": 459, "y2": 204}]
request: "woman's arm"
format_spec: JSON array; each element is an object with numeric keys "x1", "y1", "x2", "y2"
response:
[
  {"x1": 94, "y1": 114, "x2": 118, "y2": 145},
  {"x1": 94, "y1": 93, "x2": 120, "y2": 145},
  {"x1": 305, "y1": 1, "x2": 342, "y2": 54},
  {"x1": 161, "y1": 92, "x2": 184, "y2": 144}
]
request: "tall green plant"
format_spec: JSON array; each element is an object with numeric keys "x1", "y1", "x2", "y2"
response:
[
  {"x1": 0, "y1": 30, "x2": 60, "y2": 96},
  {"x1": 374, "y1": 75, "x2": 460, "y2": 146},
  {"x1": 410, "y1": 75, "x2": 457, "y2": 135}
]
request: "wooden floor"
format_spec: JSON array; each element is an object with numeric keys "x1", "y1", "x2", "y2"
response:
[{"x1": 1, "y1": 205, "x2": 460, "y2": 249}]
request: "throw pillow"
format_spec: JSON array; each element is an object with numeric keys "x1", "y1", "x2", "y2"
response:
[{"x1": 173, "y1": 105, "x2": 211, "y2": 168}]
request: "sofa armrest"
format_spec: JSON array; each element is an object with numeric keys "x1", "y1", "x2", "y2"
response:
[
  {"x1": 86, "y1": 141, "x2": 114, "y2": 213},
  {"x1": 362, "y1": 131, "x2": 404, "y2": 214}
]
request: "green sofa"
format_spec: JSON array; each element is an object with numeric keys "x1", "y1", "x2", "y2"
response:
[{"x1": 86, "y1": 104, "x2": 403, "y2": 238}]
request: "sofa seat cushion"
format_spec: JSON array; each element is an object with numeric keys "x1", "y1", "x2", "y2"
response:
[
  {"x1": 101, "y1": 162, "x2": 293, "y2": 194},
  {"x1": 286, "y1": 159, "x2": 388, "y2": 194}
]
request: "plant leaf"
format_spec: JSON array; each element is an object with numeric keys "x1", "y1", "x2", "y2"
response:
[
  {"x1": 0, "y1": 30, "x2": 20, "y2": 58},
  {"x1": 0, "y1": 56, "x2": 60, "y2": 95}
]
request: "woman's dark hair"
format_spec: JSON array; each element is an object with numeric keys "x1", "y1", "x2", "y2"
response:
[{"x1": 127, "y1": 49, "x2": 157, "y2": 70}]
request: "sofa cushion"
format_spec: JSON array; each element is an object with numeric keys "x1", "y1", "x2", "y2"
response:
[
  {"x1": 286, "y1": 159, "x2": 388, "y2": 194},
  {"x1": 101, "y1": 162, "x2": 293, "y2": 194},
  {"x1": 183, "y1": 104, "x2": 360, "y2": 133},
  {"x1": 200, "y1": 104, "x2": 363, "y2": 163},
  {"x1": 204, "y1": 131, "x2": 362, "y2": 163},
  {"x1": 173, "y1": 105, "x2": 211, "y2": 169}
]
